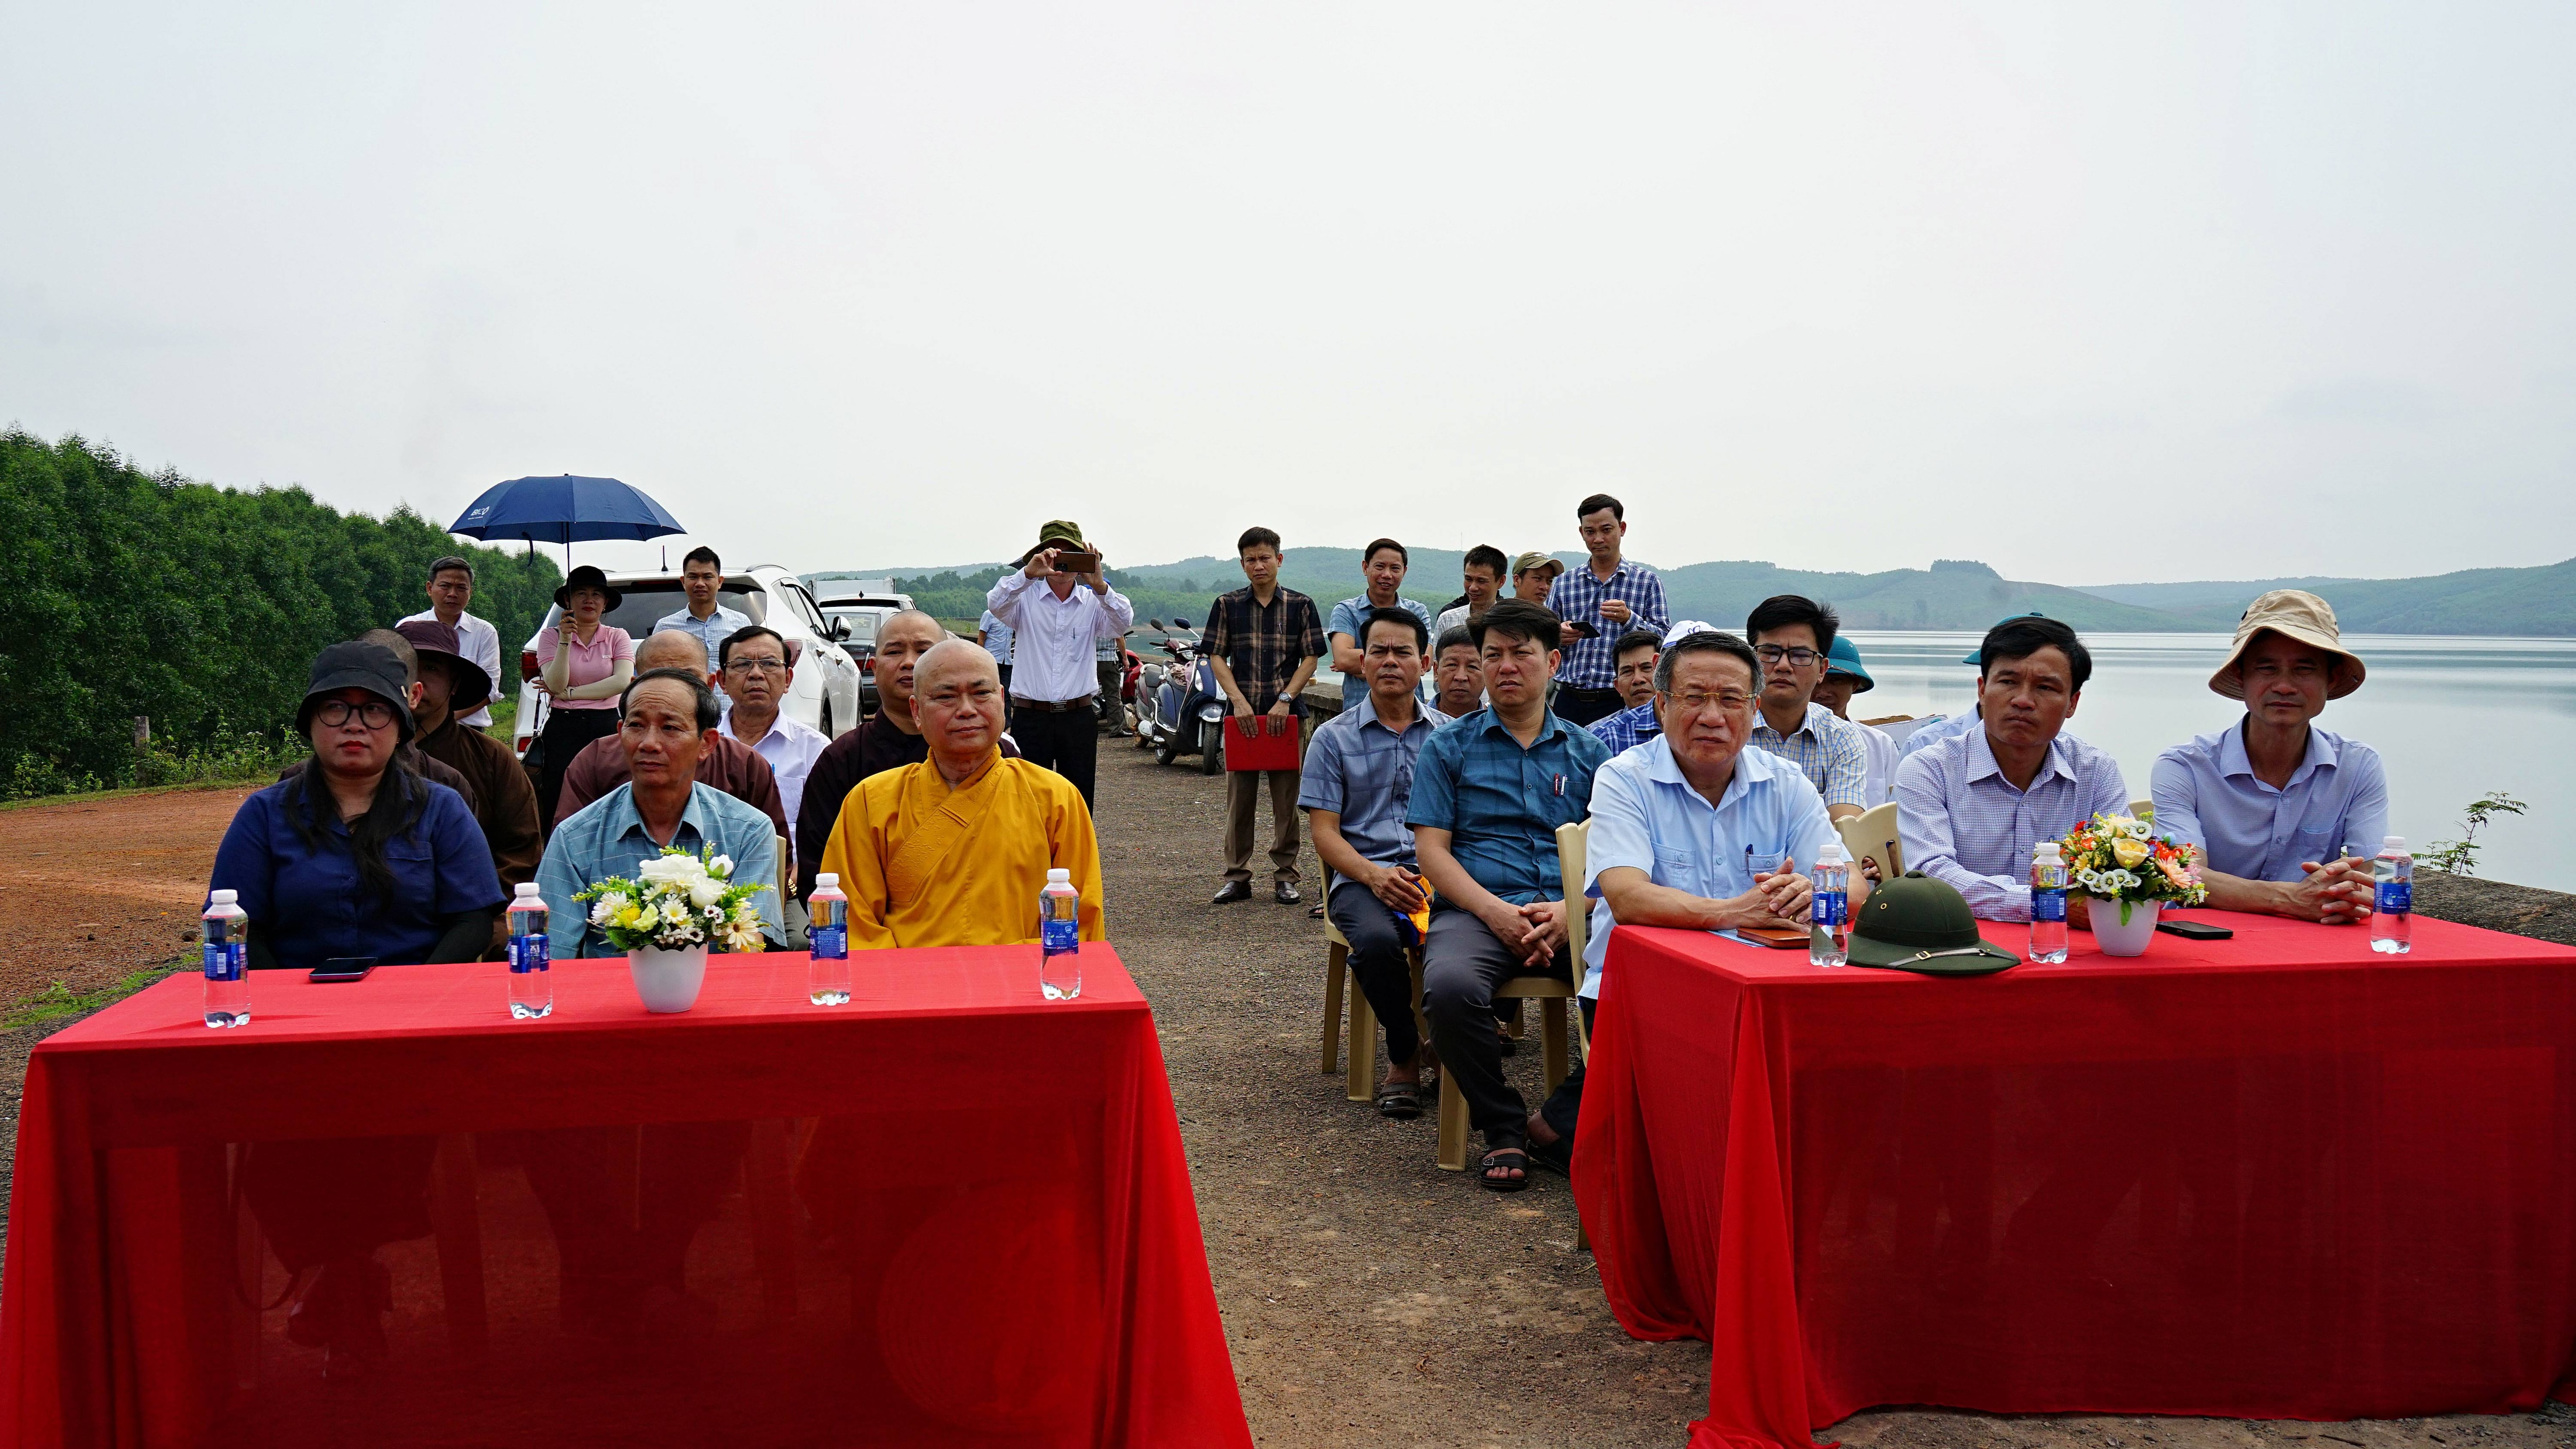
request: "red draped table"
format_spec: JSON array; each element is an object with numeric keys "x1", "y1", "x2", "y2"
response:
[
  {"x1": 0, "y1": 946, "x2": 1251, "y2": 1448},
  {"x1": 1572, "y1": 911, "x2": 2576, "y2": 1448}
]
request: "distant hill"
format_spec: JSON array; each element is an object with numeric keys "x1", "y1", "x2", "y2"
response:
[
  {"x1": 844, "y1": 550, "x2": 2576, "y2": 637},
  {"x1": 2077, "y1": 558, "x2": 2576, "y2": 635}
]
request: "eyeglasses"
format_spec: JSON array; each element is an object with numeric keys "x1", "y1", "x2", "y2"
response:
[
  {"x1": 1660, "y1": 690, "x2": 1755, "y2": 714},
  {"x1": 1753, "y1": 645, "x2": 1820, "y2": 668},
  {"x1": 728, "y1": 657, "x2": 790, "y2": 676},
  {"x1": 313, "y1": 700, "x2": 397, "y2": 729}
]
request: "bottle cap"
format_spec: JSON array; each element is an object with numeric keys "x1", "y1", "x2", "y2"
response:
[
  {"x1": 815, "y1": 873, "x2": 837, "y2": 889},
  {"x1": 2383, "y1": 835, "x2": 2405, "y2": 851},
  {"x1": 515, "y1": 881, "x2": 541, "y2": 897},
  {"x1": 2033, "y1": 842, "x2": 2060, "y2": 859},
  {"x1": 1047, "y1": 867, "x2": 1071, "y2": 882},
  {"x1": 209, "y1": 889, "x2": 237, "y2": 905},
  {"x1": 1816, "y1": 841, "x2": 1844, "y2": 863}
]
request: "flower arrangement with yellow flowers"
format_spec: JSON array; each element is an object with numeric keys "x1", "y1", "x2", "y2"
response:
[
  {"x1": 575, "y1": 846, "x2": 770, "y2": 954},
  {"x1": 2058, "y1": 812, "x2": 2208, "y2": 921}
]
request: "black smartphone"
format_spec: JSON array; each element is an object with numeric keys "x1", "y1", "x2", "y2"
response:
[
  {"x1": 310, "y1": 957, "x2": 378, "y2": 983},
  {"x1": 2156, "y1": 919, "x2": 2233, "y2": 942},
  {"x1": 1564, "y1": 620, "x2": 1601, "y2": 639}
]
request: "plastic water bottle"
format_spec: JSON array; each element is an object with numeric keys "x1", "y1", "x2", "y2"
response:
[
  {"x1": 506, "y1": 883, "x2": 552, "y2": 1019},
  {"x1": 1039, "y1": 867, "x2": 1081, "y2": 1000},
  {"x1": 202, "y1": 890, "x2": 251, "y2": 1028},
  {"x1": 808, "y1": 873, "x2": 851, "y2": 1005},
  {"x1": 2029, "y1": 842, "x2": 2069, "y2": 964},
  {"x1": 1808, "y1": 843, "x2": 1849, "y2": 967},
  {"x1": 2371, "y1": 835, "x2": 2412, "y2": 954}
]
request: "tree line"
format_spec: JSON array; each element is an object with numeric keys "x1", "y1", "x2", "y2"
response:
[{"x1": 0, "y1": 430, "x2": 562, "y2": 796}]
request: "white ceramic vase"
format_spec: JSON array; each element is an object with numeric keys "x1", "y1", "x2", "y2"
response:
[
  {"x1": 2088, "y1": 896, "x2": 2161, "y2": 957},
  {"x1": 629, "y1": 944, "x2": 710, "y2": 1013}
]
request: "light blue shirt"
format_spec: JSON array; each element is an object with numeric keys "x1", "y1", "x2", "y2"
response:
[
  {"x1": 1328, "y1": 594, "x2": 1435, "y2": 707},
  {"x1": 1580, "y1": 737, "x2": 1839, "y2": 996},
  {"x1": 653, "y1": 603, "x2": 757, "y2": 663},
  {"x1": 2150, "y1": 720, "x2": 2388, "y2": 882},
  {"x1": 1297, "y1": 694, "x2": 1451, "y2": 871},
  {"x1": 1894, "y1": 724, "x2": 2129, "y2": 923},
  {"x1": 1899, "y1": 708, "x2": 1979, "y2": 758},
  {"x1": 978, "y1": 610, "x2": 1014, "y2": 666},
  {"x1": 536, "y1": 781, "x2": 784, "y2": 958}
]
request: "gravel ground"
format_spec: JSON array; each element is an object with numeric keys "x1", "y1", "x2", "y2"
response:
[{"x1": 1, "y1": 761, "x2": 2571, "y2": 1446}]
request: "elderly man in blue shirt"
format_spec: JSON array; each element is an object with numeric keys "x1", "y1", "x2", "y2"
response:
[
  {"x1": 1406, "y1": 600, "x2": 1611, "y2": 1191},
  {"x1": 1301, "y1": 607, "x2": 1450, "y2": 1118},
  {"x1": 537, "y1": 667, "x2": 785, "y2": 956},
  {"x1": 1895, "y1": 616, "x2": 2129, "y2": 925},
  {"x1": 1530, "y1": 627, "x2": 1857, "y2": 1174},
  {"x1": 2151, "y1": 591, "x2": 2385, "y2": 923}
]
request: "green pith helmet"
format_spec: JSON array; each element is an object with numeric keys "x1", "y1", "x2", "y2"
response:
[{"x1": 1847, "y1": 871, "x2": 2022, "y2": 975}]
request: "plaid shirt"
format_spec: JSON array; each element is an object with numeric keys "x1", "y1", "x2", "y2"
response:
[
  {"x1": 1588, "y1": 701, "x2": 1662, "y2": 755},
  {"x1": 1546, "y1": 559, "x2": 1669, "y2": 688},
  {"x1": 1202, "y1": 586, "x2": 1325, "y2": 714},
  {"x1": 1405, "y1": 707, "x2": 1610, "y2": 905},
  {"x1": 1749, "y1": 701, "x2": 1870, "y2": 809}
]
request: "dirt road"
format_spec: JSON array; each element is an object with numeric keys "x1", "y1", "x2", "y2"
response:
[{"x1": 0, "y1": 783, "x2": 259, "y2": 1003}]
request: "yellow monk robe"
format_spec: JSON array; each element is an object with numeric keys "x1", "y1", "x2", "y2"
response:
[{"x1": 815, "y1": 749, "x2": 1105, "y2": 949}]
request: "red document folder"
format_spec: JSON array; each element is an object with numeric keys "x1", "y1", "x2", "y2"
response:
[{"x1": 1222, "y1": 714, "x2": 1301, "y2": 772}]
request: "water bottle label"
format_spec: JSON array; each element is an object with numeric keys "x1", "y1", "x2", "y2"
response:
[
  {"x1": 1041, "y1": 916, "x2": 1080, "y2": 956},
  {"x1": 202, "y1": 941, "x2": 245, "y2": 982},
  {"x1": 2377, "y1": 881, "x2": 2411, "y2": 914},
  {"x1": 509, "y1": 934, "x2": 550, "y2": 974},
  {"x1": 1812, "y1": 890, "x2": 1845, "y2": 928},
  {"x1": 810, "y1": 924, "x2": 847, "y2": 960},
  {"x1": 2032, "y1": 888, "x2": 2067, "y2": 923}
]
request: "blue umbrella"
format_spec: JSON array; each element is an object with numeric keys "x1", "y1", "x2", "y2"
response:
[{"x1": 446, "y1": 474, "x2": 686, "y2": 565}]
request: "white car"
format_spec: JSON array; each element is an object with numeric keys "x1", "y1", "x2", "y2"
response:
[
  {"x1": 815, "y1": 590, "x2": 916, "y2": 715},
  {"x1": 511, "y1": 565, "x2": 865, "y2": 758}
]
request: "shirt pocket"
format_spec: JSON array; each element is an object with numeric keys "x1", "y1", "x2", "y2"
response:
[{"x1": 2292, "y1": 823, "x2": 2342, "y2": 861}]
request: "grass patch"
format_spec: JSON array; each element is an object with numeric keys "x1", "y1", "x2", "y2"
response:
[
  {"x1": 0, "y1": 777, "x2": 268, "y2": 813},
  {"x1": 5, "y1": 961, "x2": 188, "y2": 1030}
]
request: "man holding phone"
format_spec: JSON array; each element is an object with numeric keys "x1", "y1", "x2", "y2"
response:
[
  {"x1": 983, "y1": 520, "x2": 1133, "y2": 809},
  {"x1": 1546, "y1": 493, "x2": 1668, "y2": 726}
]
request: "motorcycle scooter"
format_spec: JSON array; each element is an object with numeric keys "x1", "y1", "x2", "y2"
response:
[{"x1": 1133, "y1": 618, "x2": 1227, "y2": 775}]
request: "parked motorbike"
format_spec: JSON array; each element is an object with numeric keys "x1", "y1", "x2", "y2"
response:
[{"x1": 1132, "y1": 618, "x2": 1226, "y2": 775}]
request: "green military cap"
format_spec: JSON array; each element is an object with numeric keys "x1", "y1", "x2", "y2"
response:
[
  {"x1": 1017, "y1": 520, "x2": 1089, "y2": 565},
  {"x1": 1847, "y1": 871, "x2": 2022, "y2": 975}
]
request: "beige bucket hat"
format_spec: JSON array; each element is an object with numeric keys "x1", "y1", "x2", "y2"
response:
[{"x1": 2209, "y1": 589, "x2": 2365, "y2": 701}]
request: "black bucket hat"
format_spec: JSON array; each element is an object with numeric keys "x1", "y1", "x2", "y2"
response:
[
  {"x1": 553, "y1": 564, "x2": 623, "y2": 611},
  {"x1": 296, "y1": 641, "x2": 417, "y2": 742},
  {"x1": 1847, "y1": 871, "x2": 2022, "y2": 975},
  {"x1": 393, "y1": 618, "x2": 493, "y2": 712}
]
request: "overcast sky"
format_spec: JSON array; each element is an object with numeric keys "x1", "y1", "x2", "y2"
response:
[{"x1": 6, "y1": 3, "x2": 2571, "y2": 585}]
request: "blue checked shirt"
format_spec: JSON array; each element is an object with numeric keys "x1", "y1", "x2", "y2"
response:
[
  {"x1": 1327, "y1": 594, "x2": 1436, "y2": 708},
  {"x1": 1750, "y1": 702, "x2": 1870, "y2": 808},
  {"x1": 1579, "y1": 738, "x2": 1839, "y2": 995},
  {"x1": 2150, "y1": 721, "x2": 2388, "y2": 882},
  {"x1": 1546, "y1": 560, "x2": 1669, "y2": 689},
  {"x1": 1406, "y1": 707, "x2": 1610, "y2": 905},
  {"x1": 1894, "y1": 725, "x2": 2129, "y2": 922},
  {"x1": 1588, "y1": 702, "x2": 1662, "y2": 755},
  {"x1": 536, "y1": 781, "x2": 785, "y2": 957},
  {"x1": 1297, "y1": 695, "x2": 1450, "y2": 870}
]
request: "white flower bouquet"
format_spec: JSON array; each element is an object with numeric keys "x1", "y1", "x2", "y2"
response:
[{"x1": 574, "y1": 846, "x2": 771, "y2": 954}]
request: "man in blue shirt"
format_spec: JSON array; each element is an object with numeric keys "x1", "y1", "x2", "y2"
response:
[
  {"x1": 2151, "y1": 590, "x2": 2384, "y2": 923},
  {"x1": 1536, "y1": 629, "x2": 1855, "y2": 1172},
  {"x1": 1586, "y1": 626, "x2": 1668, "y2": 755},
  {"x1": 1327, "y1": 538, "x2": 1436, "y2": 710},
  {"x1": 537, "y1": 667, "x2": 785, "y2": 956},
  {"x1": 1545, "y1": 493, "x2": 1669, "y2": 726},
  {"x1": 653, "y1": 547, "x2": 757, "y2": 666},
  {"x1": 1406, "y1": 600, "x2": 1611, "y2": 1190},
  {"x1": 1302, "y1": 607, "x2": 1449, "y2": 1118}
]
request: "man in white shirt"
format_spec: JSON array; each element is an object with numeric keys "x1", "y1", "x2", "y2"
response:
[
  {"x1": 1432, "y1": 544, "x2": 1508, "y2": 639},
  {"x1": 714, "y1": 625, "x2": 831, "y2": 831},
  {"x1": 983, "y1": 520, "x2": 1134, "y2": 809},
  {"x1": 654, "y1": 547, "x2": 757, "y2": 664},
  {"x1": 400, "y1": 555, "x2": 504, "y2": 730}
]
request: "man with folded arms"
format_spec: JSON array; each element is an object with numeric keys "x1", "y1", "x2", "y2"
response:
[
  {"x1": 1408, "y1": 600, "x2": 1609, "y2": 1191},
  {"x1": 397, "y1": 619, "x2": 541, "y2": 940},
  {"x1": 556, "y1": 630, "x2": 790, "y2": 845},
  {"x1": 2151, "y1": 590, "x2": 2385, "y2": 923},
  {"x1": 983, "y1": 520, "x2": 1132, "y2": 809},
  {"x1": 1547, "y1": 627, "x2": 1857, "y2": 1171},
  {"x1": 1744, "y1": 594, "x2": 1870, "y2": 823},
  {"x1": 1895, "y1": 616, "x2": 2128, "y2": 924},
  {"x1": 1302, "y1": 608, "x2": 1451, "y2": 1119},
  {"x1": 816, "y1": 640, "x2": 1104, "y2": 950}
]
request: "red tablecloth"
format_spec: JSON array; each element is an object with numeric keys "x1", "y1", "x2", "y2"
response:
[
  {"x1": 0, "y1": 947, "x2": 1251, "y2": 1448},
  {"x1": 1573, "y1": 911, "x2": 2576, "y2": 1449}
]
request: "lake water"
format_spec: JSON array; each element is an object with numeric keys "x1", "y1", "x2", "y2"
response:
[{"x1": 1843, "y1": 633, "x2": 2575, "y2": 893}]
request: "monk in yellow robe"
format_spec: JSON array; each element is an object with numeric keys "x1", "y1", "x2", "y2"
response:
[{"x1": 816, "y1": 639, "x2": 1105, "y2": 947}]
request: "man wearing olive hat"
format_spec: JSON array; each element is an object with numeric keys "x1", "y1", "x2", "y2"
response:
[
  {"x1": 2149, "y1": 590, "x2": 2385, "y2": 923},
  {"x1": 982, "y1": 520, "x2": 1132, "y2": 809},
  {"x1": 398, "y1": 618, "x2": 543, "y2": 933}
]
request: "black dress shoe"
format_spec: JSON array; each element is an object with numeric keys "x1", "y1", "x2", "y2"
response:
[
  {"x1": 1274, "y1": 881, "x2": 1302, "y2": 905},
  {"x1": 1211, "y1": 880, "x2": 1252, "y2": 905}
]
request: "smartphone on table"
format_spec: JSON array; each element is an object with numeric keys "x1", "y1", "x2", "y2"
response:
[{"x1": 310, "y1": 957, "x2": 378, "y2": 983}]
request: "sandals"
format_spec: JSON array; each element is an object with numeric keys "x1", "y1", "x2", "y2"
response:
[
  {"x1": 1479, "y1": 1146, "x2": 1532, "y2": 1192},
  {"x1": 1375, "y1": 1080, "x2": 1422, "y2": 1119},
  {"x1": 1526, "y1": 1133, "x2": 1573, "y2": 1175}
]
